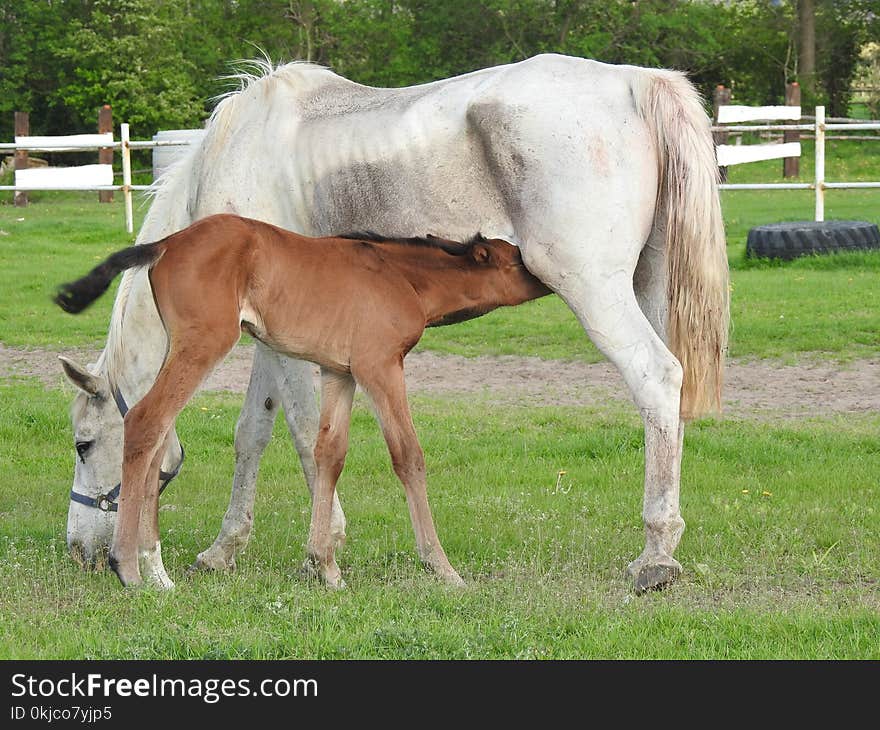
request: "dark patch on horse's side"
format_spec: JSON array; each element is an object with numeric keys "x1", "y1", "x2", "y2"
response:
[
  {"x1": 465, "y1": 101, "x2": 533, "y2": 224},
  {"x1": 339, "y1": 231, "x2": 487, "y2": 257}
]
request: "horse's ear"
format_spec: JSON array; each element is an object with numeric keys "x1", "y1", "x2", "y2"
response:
[
  {"x1": 59, "y1": 356, "x2": 102, "y2": 397},
  {"x1": 472, "y1": 245, "x2": 490, "y2": 264}
]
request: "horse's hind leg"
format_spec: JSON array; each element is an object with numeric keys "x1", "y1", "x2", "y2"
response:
[
  {"x1": 356, "y1": 359, "x2": 464, "y2": 587},
  {"x1": 548, "y1": 265, "x2": 685, "y2": 594},
  {"x1": 305, "y1": 368, "x2": 356, "y2": 588}
]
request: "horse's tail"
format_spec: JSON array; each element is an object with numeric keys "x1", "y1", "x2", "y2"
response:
[
  {"x1": 54, "y1": 241, "x2": 167, "y2": 314},
  {"x1": 632, "y1": 69, "x2": 730, "y2": 420}
]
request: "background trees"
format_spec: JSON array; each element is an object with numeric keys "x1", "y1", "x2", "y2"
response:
[{"x1": 1, "y1": 0, "x2": 878, "y2": 139}]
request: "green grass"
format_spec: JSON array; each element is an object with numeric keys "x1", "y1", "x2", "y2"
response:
[
  {"x1": 0, "y1": 194, "x2": 141, "y2": 348},
  {"x1": 1, "y1": 382, "x2": 878, "y2": 659}
]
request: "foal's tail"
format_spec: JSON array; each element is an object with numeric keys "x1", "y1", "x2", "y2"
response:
[
  {"x1": 632, "y1": 70, "x2": 730, "y2": 420},
  {"x1": 54, "y1": 241, "x2": 166, "y2": 314}
]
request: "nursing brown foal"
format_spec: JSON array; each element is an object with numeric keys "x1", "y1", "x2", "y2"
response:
[{"x1": 55, "y1": 214, "x2": 550, "y2": 589}]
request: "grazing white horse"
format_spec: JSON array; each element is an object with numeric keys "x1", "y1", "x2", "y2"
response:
[{"x1": 60, "y1": 54, "x2": 728, "y2": 593}]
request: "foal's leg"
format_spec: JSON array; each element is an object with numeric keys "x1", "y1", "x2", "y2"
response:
[
  {"x1": 356, "y1": 359, "x2": 464, "y2": 586},
  {"x1": 270, "y1": 351, "x2": 347, "y2": 549},
  {"x1": 110, "y1": 337, "x2": 239, "y2": 587},
  {"x1": 137, "y1": 433, "x2": 175, "y2": 588},
  {"x1": 305, "y1": 368, "x2": 356, "y2": 588}
]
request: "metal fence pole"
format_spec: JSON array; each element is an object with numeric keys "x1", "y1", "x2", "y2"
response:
[
  {"x1": 814, "y1": 105, "x2": 825, "y2": 222},
  {"x1": 121, "y1": 123, "x2": 133, "y2": 234}
]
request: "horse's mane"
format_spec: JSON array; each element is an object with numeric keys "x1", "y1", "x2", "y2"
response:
[{"x1": 339, "y1": 231, "x2": 487, "y2": 256}]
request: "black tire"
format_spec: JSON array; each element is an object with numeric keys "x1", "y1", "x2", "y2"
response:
[{"x1": 746, "y1": 220, "x2": 880, "y2": 261}]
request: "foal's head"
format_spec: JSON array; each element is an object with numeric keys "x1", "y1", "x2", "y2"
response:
[{"x1": 459, "y1": 235, "x2": 552, "y2": 306}]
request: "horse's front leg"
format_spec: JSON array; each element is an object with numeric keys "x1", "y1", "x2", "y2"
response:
[
  {"x1": 304, "y1": 368, "x2": 356, "y2": 588},
  {"x1": 193, "y1": 344, "x2": 280, "y2": 572}
]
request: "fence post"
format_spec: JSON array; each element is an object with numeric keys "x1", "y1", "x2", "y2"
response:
[
  {"x1": 783, "y1": 82, "x2": 800, "y2": 178},
  {"x1": 98, "y1": 105, "x2": 114, "y2": 203},
  {"x1": 13, "y1": 111, "x2": 29, "y2": 207},
  {"x1": 713, "y1": 85, "x2": 731, "y2": 182},
  {"x1": 121, "y1": 123, "x2": 133, "y2": 234},
  {"x1": 814, "y1": 105, "x2": 825, "y2": 222}
]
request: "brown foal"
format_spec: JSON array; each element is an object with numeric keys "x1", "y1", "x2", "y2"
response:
[{"x1": 55, "y1": 214, "x2": 551, "y2": 588}]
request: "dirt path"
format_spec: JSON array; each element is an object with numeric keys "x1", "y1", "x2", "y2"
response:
[{"x1": 3, "y1": 343, "x2": 879, "y2": 419}]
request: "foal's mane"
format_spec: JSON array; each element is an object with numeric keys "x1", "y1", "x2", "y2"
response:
[{"x1": 339, "y1": 231, "x2": 487, "y2": 256}]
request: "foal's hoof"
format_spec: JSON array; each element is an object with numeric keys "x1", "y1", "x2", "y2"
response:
[
  {"x1": 629, "y1": 559, "x2": 682, "y2": 595},
  {"x1": 300, "y1": 557, "x2": 345, "y2": 589},
  {"x1": 108, "y1": 553, "x2": 141, "y2": 588}
]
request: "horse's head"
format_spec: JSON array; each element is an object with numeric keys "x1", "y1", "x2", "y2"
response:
[{"x1": 59, "y1": 357, "x2": 123, "y2": 569}]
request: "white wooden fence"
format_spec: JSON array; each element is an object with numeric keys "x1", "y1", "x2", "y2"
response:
[
  {"x1": 0, "y1": 124, "x2": 192, "y2": 233},
  {"x1": 713, "y1": 105, "x2": 880, "y2": 221},
  {"x1": 3, "y1": 108, "x2": 880, "y2": 231}
]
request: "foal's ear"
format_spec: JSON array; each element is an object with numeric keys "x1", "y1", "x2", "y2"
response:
[
  {"x1": 59, "y1": 356, "x2": 103, "y2": 397},
  {"x1": 472, "y1": 245, "x2": 491, "y2": 264}
]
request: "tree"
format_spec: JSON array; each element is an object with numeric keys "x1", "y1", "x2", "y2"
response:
[
  {"x1": 55, "y1": 0, "x2": 203, "y2": 136},
  {"x1": 798, "y1": 0, "x2": 817, "y2": 99}
]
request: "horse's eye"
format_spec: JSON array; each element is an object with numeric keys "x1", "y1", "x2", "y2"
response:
[{"x1": 75, "y1": 440, "x2": 93, "y2": 462}]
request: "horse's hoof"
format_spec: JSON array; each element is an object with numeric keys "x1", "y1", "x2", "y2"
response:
[
  {"x1": 189, "y1": 550, "x2": 236, "y2": 574},
  {"x1": 632, "y1": 561, "x2": 682, "y2": 595},
  {"x1": 325, "y1": 574, "x2": 346, "y2": 590},
  {"x1": 440, "y1": 569, "x2": 466, "y2": 588}
]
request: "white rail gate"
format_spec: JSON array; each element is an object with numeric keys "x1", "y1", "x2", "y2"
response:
[
  {"x1": 0, "y1": 124, "x2": 193, "y2": 233},
  {"x1": 714, "y1": 105, "x2": 880, "y2": 221}
]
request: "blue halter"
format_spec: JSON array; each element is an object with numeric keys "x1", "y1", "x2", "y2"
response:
[{"x1": 68, "y1": 386, "x2": 184, "y2": 512}]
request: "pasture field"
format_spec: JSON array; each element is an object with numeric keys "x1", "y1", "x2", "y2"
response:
[
  {"x1": 1, "y1": 384, "x2": 878, "y2": 659},
  {"x1": 1, "y1": 137, "x2": 879, "y2": 659}
]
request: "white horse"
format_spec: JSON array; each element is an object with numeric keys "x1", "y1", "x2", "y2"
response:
[{"x1": 60, "y1": 54, "x2": 728, "y2": 593}]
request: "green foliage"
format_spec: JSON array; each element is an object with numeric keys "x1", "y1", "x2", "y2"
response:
[
  {"x1": 2, "y1": 1, "x2": 878, "y2": 141},
  {"x1": 815, "y1": 0, "x2": 879, "y2": 116},
  {"x1": 53, "y1": 1, "x2": 203, "y2": 137}
]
